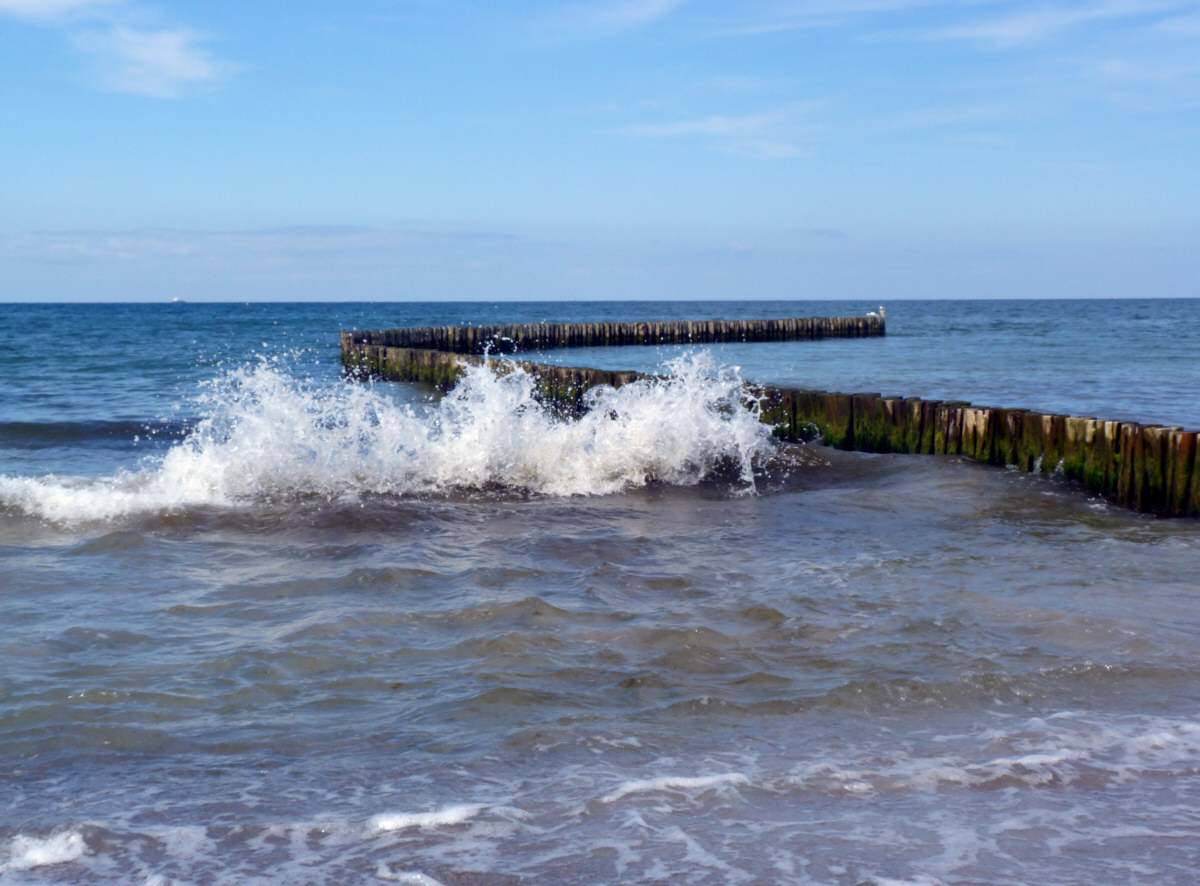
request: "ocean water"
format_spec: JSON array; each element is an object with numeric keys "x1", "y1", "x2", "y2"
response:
[{"x1": 1, "y1": 299, "x2": 1199, "y2": 885}]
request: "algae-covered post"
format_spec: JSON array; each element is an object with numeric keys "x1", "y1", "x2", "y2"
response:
[{"x1": 758, "y1": 388, "x2": 1198, "y2": 518}]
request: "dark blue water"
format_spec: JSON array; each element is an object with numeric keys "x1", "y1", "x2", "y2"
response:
[{"x1": 2, "y1": 300, "x2": 1199, "y2": 884}]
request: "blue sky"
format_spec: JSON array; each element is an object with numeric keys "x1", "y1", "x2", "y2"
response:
[{"x1": 1, "y1": 0, "x2": 1198, "y2": 301}]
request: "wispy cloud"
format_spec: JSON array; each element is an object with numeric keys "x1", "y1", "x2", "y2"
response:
[
  {"x1": 1046, "y1": 159, "x2": 1111, "y2": 172},
  {"x1": 1156, "y1": 12, "x2": 1200, "y2": 34},
  {"x1": 74, "y1": 25, "x2": 238, "y2": 98},
  {"x1": 710, "y1": 1, "x2": 1197, "y2": 45},
  {"x1": 0, "y1": 225, "x2": 589, "y2": 301},
  {"x1": 0, "y1": 0, "x2": 115, "y2": 19},
  {"x1": 588, "y1": 0, "x2": 687, "y2": 29},
  {"x1": 616, "y1": 104, "x2": 817, "y2": 157},
  {"x1": 885, "y1": 104, "x2": 1001, "y2": 130},
  {"x1": 541, "y1": 0, "x2": 688, "y2": 38},
  {"x1": 715, "y1": 139, "x2": 805, "y2": 159},
  {"x1": 621, "y1": 107, "x2": 797, "y2": 137},
  {"x1": 614, "y1": 102, "x2": 820, "y2": 158},
  {"x1": 1094, "y1": 57, "x2": 1198, "y2": 84},
  {"x1": 701, "y1": 74, "x2": 785, "y2": 95},
  {"x1": 0, "y1": 0, "x2": 237, "y2": 97},
  {"x1": 950, "y1": 133, "x2": 1009, "y2": 146},
  {"x1": 1, "y1": 226, "x2": 523, "y2": 266},
  {"x1": 710, "y1": 0, "x2": 951, "y2": 37},
  {"x1": 919, "y1": 1, "x2": 1189, "y2": 47}
]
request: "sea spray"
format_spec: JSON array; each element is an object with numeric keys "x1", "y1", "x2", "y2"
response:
[
  {"x1": 1, "y1": 830, "x2": 88, "y2": 873},
  {"x1": 0, "y1": 353, "x2": 773, "y2": 522}
]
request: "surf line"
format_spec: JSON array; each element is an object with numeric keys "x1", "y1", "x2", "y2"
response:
[{"x1": 341, "y1": 316, "x2": 1199, "y2": 518}]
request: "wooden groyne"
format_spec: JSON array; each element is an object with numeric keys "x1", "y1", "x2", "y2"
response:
[
  {"x1": 341, "y1": 340, "x2": 648, "y2": 402},
  {"x1": 754, "y1": 388, "x2": 1200, "y2": 518},
  {"x1": 343, "y1": 315, "x2": 884, "y2": 355},
  {"x1": 341, "y1": 320, "x2": 1199, "y2": 518}
]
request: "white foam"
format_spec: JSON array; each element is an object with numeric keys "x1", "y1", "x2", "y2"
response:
[
  {"x1": 600, "y1": 773, "x2": 750, "y2": 804},
  {"x1": 2, "y1": 830, "x2": 87, "y2": 872},
  {"x1": 787, "y1": 713, "x2": 1200, "y2": 799},
  {"x1": 0, "y1": 354, "x2": 773, "y2": 523},
  {"x1": 375, "y1": 867, "x2": 449, "y2": 886},
  {"x1": 371, "y1": 803, "x2": 486, "y2": 832}
]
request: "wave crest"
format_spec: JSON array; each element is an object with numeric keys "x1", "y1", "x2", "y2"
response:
[{"x1": 0, "y1": 354, "x2": 773, "y2": 522}]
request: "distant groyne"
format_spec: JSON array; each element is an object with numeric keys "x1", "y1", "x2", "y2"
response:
[
  {"x1": 341, "y1": 317, "x2": 1199, "y2": 518},
  {"x1": 343, "y1": 315, "x2": 885, "y2": 355}
]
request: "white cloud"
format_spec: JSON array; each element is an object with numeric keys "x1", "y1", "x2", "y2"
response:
[
  {"x1": 1, "y1": 0, "x2": 236, "y2": 98},
  {"x1": 921, "y1": 0, "x2": 1189, "y2": 47},
  {"x1": 950, "y1": 133, "x2": 1009, "y2": 146},
  {"x1": 623, "y1": 110, "x2": 784, "y2": 138},
  {"x1": 0, "y1": 0, "x2": 115, "y2": 19},
  {"x1": 75, "y1": 25, "x2": 237, "y2": 98},
  {"x1": 711, "y1": 1, "x2": 1197, "y2": 44},
  {"x1": 1156, "y1": 13, "x2": 1200, "y2": 33},
  {"x1": 714, "y1": 139, "x2": 804, "y2": 159},
  {"x1": 702, "y1": 74, "x2": 781, "y2": 94},
  {"x1": 589, "y1": 0, "x2": 686, "y2": 29},
  {"x1": 1094, "y1": 58, "x2": 1197, "y2": 83},
  {"x1": 542, "y1": 0, "x2": 688, "y2": 37},
  {"x1": 1, "y1": 227, "x2": 522, "y2": 267},
  {"x1": 885, "y1": 105, "x2": 1000, "y2": 130},
  {"x1": 710, "y1": 0, "x2": 955, "y2": 37},
  {"x1": 621, "y1": 104, "x2": 814, "y2": 136},
  {"x1": 615, "y1": 104, "x2": 816, "y2": 158}
]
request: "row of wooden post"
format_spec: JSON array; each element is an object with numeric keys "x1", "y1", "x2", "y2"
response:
[
  {"x1": 755, "y1": 387, "x2": 1200, "y2": 517},
  {"x1": 344, "y1": 315, "x2": 884, "y2": 354}
]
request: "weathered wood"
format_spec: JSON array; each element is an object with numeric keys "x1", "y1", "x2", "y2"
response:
[
  {"x1": 344, "y1": 315, "x2": 885, "y2": 355},
  {"x1": 1167, "y1": 429, "x2": 1196, "y2": 516}
]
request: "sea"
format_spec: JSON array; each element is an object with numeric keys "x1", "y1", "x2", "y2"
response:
[{"x1": 1, "y1": 299, "x2": 1199, "y2": 885}]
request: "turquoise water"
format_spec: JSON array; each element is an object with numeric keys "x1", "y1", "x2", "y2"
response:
[{"x1": 1, "y1": 300, "x2": 1199, "y2": 884}]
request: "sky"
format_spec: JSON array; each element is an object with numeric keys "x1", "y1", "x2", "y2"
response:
[{"x1": 1, "y1": 0, "x2": 1198, "y2": 302}]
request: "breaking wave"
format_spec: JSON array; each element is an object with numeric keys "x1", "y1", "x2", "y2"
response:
[{"x1": 0, "y1": 354, "x2": 774, "y2": 523}]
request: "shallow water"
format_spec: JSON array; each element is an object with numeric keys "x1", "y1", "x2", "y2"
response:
[{"x1": 2, "y1": 301, "x2": 1199, "y2": 884}]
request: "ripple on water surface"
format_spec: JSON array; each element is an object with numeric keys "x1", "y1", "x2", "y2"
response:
[{"x1": 4, "y1": 354, "x2": 1200, "y2": 881}]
